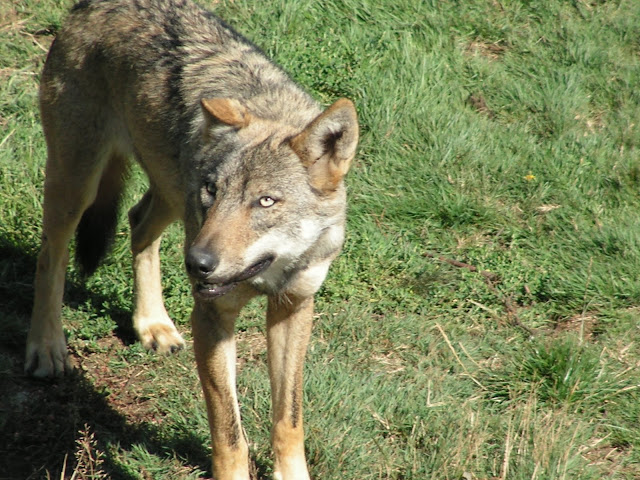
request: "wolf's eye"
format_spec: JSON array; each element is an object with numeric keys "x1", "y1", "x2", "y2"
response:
[
  {"x1": 259, "y1": 196, "x2": 276, "y2": 208},
  {"x1": 205, "y1": 182, "x2": 216, "y2": 197}
]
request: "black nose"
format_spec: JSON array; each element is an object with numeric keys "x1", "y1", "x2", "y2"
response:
[{"x1": 185, "y1": 246, "x2": 218, "y2": 279}]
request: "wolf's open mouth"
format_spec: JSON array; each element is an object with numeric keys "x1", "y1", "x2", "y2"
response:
[{"x1": 195, "y1": 257, "x2": 273, "y2": 299}]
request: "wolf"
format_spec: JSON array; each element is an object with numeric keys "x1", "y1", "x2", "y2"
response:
[{"x1": 25, "y1": 0, "x2": 358, "y2": 478}]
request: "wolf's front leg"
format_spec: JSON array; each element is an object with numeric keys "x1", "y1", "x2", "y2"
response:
[
  {"x1": 266, "y1": 295, "x2": 314, "y2": 480},
  {"x1": 191, "y1": 293, "x2": 253, "y2": 480}
]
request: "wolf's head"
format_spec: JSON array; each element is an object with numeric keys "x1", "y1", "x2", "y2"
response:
[{"x1": 185, "y1": 98, "x2": 358, "y2": 299}]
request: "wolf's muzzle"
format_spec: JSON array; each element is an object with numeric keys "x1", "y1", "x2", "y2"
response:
[{"x1": 186, "y1": 248, "x2": 274, "y2": 299}]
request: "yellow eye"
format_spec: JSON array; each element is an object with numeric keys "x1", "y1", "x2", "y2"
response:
[{"x1": 259, "y1": 196, "x2": 276, "y2": 208}]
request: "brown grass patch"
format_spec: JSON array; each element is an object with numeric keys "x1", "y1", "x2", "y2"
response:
[{"x1": 466, "y1": 40, "x2": 507, "y2": 61}]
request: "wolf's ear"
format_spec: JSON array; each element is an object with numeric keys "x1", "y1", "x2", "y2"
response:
[
  {"x1": 201, "y1": 98, "x2": 252, "y2": 129},
  {"x1": 291, "y1": 98, "x2": 359, "y2": 192}
]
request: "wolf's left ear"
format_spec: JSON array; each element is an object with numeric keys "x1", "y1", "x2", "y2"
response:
[
  {"x1": 291, "y1": 98, "x2": 359, "y2": 192},
  {"x1": 201, "y1": 98, "x2": 252, "y2": 129}
]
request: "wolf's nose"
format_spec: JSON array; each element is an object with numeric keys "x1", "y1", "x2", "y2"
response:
[{"x1": 185, "y1": 247, "x2": 218, "y2": 278}]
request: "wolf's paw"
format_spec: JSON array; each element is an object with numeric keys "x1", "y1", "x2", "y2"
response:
[
  {"x1": 25, "y1": 333, "x2": 72, "y2": 378},
  {"x1": 136, "y1": 318, "x2": 185, "y2": 354},
  {"x1": 273, "y1": 464, "x2": 311, "y2": 480}
]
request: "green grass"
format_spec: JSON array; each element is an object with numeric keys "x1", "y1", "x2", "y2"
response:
[{"x1": 2, "y1": 0, "x2": 640, "y2": 478}]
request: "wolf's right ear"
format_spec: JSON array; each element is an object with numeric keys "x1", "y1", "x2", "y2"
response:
[
  {"x1": 291, "y1": 98, "x2": 359, "y2": 193},
  {"x1": 201, "y1": 98, "x2": 252, "y2": 129}
]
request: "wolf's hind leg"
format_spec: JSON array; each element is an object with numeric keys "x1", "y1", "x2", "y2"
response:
[
  {"x1": 26, "y1": 150, "x2": 118, "y2": 377},
  {"x1": 128, "y1": 189, "x2": 184, "y2": 353},
  {"x1": 27, "y1": 216, "x2": 75, "y2": 377}
]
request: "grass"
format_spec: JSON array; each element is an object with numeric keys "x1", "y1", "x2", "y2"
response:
[{"x1": 1, "y1": 0, "x2": 640, "y2": 478}]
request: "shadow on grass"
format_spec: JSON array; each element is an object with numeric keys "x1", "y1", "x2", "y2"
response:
[
  {"x1": 0, "y1": 237, "x2": 138, "y2": 346},
  {"x1": 0, "y1": 238, "x2": 212, "y2": 479}
]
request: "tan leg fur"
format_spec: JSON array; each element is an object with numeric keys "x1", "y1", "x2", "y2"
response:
[
  {"x1": 267, "y1": 295, "x2": 314, "y2": 480},
  {"x1": 129, "y1": 191, "x2": 185, "y2": 353},
  {"x1": 191, "y1": 286, "x2": 256, "y2": 480}
]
